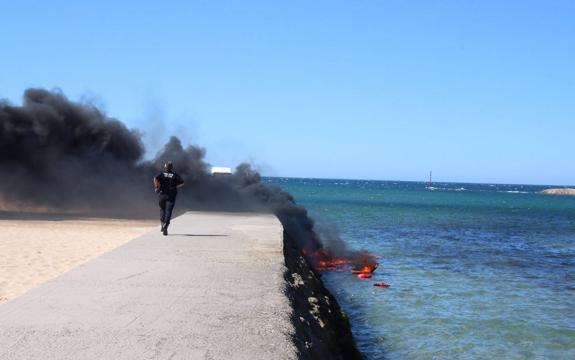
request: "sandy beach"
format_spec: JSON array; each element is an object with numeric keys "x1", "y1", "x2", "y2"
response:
[{"x1": 0, "y1": 216, "x2": 155, "y2": 304}]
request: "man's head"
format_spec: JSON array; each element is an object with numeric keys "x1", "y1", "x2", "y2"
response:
[{"x1": 164, "y1": 161, "x2": 173, "y2": 172}]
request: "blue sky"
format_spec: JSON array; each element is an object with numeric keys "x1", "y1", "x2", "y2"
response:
[{"x1": 1, "y1": 0, "x2": 574, "y2": 185}]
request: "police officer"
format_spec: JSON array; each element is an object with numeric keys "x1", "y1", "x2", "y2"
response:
[{"x1": 153, "y1": 161, "x2": 185, "y2": 236}]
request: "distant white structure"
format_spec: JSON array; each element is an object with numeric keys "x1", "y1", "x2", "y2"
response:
[{"x1": 211, "y1": 166, "x2": 232, "y2": 176}]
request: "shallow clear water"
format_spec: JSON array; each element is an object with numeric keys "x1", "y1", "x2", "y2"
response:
[{"x1": 265, "y1": 178, "x2": 575, "y2": 360}]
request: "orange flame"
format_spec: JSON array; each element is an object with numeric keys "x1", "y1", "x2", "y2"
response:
[
  {"x1": 303, "y1": 248, "x2": 380, "y2": 275},
  {"x1": 351, "y1": 263, "x2": 379, "y2": 274}
]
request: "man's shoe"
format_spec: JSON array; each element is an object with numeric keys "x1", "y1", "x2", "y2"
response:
[
  {"x1": 160, "y1": 222, "x2": 165, "y2": 232},
  {"x1": 162, "y1": 227, "x2": 168, "y2": 236}
]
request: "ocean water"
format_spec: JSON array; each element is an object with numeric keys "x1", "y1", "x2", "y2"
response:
[{"x1": 265, "y1": 178, "x2": 575, "y2": 360}]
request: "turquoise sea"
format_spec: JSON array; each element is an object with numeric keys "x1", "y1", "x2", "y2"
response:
[{"x1": 265, "y1": 178, "x2": 575, "y2": 360}]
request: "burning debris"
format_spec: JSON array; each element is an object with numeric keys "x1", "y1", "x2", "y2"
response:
[
  {"x1": 303, "y1": 249, "x2": 351, "y2": 272},
  {"x1": 352, "y1": 263, "x2": 379, "y2": 275},
  {"x1": 350, "y1": 252, "x2": 380, "y2": 274},
  {"x1": 305, "y1": 247, "x2": 381, "y2": 278},
  {"x1": 308, "y1": 248, "x2": 390, "y2": 286}
]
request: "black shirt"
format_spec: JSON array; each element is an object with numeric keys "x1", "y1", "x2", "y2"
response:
[{"x1": 155, "y1": 171, "x2": 184, "y2": 197}]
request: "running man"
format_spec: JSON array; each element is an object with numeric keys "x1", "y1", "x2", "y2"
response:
[{"x1": 153, "y1": 161, "x2": 185, "y2": 236}]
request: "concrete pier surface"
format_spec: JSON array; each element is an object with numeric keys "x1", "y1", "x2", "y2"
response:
[{"x1": 0, "y1": 212, "x2": 298, "y2": 360}]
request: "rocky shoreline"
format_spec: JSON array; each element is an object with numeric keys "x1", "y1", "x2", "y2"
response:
[
  {"x1": 541, "y1": 188, "x2": 575, "y2": 196},
  {"x1": 283, "y1": 232, "x2": 364, "y2": 360}
]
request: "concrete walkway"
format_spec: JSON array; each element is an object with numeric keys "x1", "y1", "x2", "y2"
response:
[{"x1": 0, "y1": 212, "x2": 297, "y2": 360}]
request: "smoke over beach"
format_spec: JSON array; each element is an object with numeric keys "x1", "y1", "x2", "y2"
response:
[{"x1": 0, "y1": 88, "x2": 340, "y2": 255}]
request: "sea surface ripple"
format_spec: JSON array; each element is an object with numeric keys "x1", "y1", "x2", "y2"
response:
[{"x1": 266, "y1": 177, "x2": 575, "y2": 360}]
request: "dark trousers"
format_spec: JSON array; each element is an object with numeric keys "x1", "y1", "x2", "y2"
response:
[{"x1": 159, "y1": 194, "x2": 176, "y2": 227}]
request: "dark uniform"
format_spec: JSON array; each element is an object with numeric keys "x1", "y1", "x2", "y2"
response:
[{"x1": 155, "y1": 170, "x2": 184, "y2": 234}]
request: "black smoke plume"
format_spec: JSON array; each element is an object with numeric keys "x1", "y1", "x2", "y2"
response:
[{"x1": 0, "y1": 88, "x2": 325, "y2": 252}]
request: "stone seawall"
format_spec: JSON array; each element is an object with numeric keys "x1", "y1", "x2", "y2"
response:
[{"x1": 283, "y1": 232, "x2": 364, "y2": 360}]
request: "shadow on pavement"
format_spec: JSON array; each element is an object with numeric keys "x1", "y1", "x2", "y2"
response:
[{"x1": 168, "y1": 234, "x2": 229, "y2": 237}]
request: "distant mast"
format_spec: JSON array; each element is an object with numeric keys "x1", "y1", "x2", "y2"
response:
[{"x1": 426, "y1": 171, "x2": 433, "y2": 188}]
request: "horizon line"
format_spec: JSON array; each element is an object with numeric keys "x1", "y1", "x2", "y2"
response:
[{"x1": 261, "y1": 175, "x2": 574, "y2": 188}]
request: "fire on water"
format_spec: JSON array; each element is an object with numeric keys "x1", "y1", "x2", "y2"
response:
[{"x1": 303, "y1": 248, "x2": 380, "y2": 275}]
